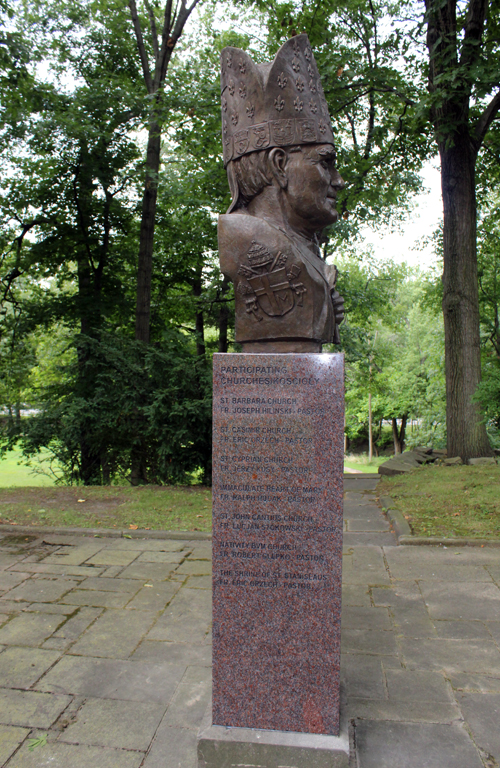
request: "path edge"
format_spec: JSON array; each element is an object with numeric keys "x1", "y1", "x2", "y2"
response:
[
  {"x1": 0, "y1": 523, "x2": 211, "y2": 540},
  {"x1": 378, "y1": 495, "x2": 500, "y2": 547}
]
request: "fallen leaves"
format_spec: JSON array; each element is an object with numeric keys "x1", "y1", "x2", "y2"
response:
[{"x1": 129, "y1": 524, "x2": 138, "y2": 530}]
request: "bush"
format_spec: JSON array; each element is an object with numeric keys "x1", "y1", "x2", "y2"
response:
[{"x1": 7, "y1": 331, "x2": 212, "y2": 485}]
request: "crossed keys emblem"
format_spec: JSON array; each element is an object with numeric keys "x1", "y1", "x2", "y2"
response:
[{"x1": 237, "y1": 241, "x2": 306, "y2": 320}]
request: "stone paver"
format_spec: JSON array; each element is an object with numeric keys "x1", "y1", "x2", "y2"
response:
[
  {"x1": 135, "y1": 551, "x2": 185, "y2": 564},
  {"x1": 0, "y1": 477, "x2": 498, "y2": 767},
  {"x1": 0, "y1": 689, "x2": 71, "y2": 728},
  {"x1": 0, "y1": 647, "x2": 60, "y2": 688},
  {"x1": 60, "y1": 589, "x2": 131, "y2": 609},
  {"x1": 6, "y1": 741, "x2": 144, "y2": 768},
  {"x1": 342, "y1": 476, "x2": 500, "y2": 768},
  {"x1": 142, "y1": 725, "x2": 197, "y2": 768},
  {"x1": 68, "y1": 608, "x2": 156, "y2": 658},
  {"x1": 0, "y1": 727, "x2": 29, "y2": 766},
  {"x1": 0, "y1": 613, "x2": 64, "y2": 646},
  {"x1": 3, "y1": 579, "x2": 78, "y2": 604},
  {"x1": 59, "y1": 697, "x2": 165, "y2": 750},
  {"x1": 125, "y1": 581, "x2": 181, "y2": 612},
  {"x1": 117, "y1": 563, "x2": 178, "y2": 581},
  {"x1": 37, "y1": 655, "x2": 185, "y2": 703},
  {"x1": 84, "y1": 550, "x2": 141, "y2": 567},
  {"x1": 458, "y1": 693, "x2": 500, "y2": 760},
  {"x1": 354, "y1": 721, "x2": 484, "y2": 767}
]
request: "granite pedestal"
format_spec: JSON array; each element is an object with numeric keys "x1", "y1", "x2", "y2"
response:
[{"x1": 203, "y1": 352, "x2": 345, "y2": 764}]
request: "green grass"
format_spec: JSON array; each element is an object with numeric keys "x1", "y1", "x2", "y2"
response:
[
  {"x1": 0, "y1": 484, "x2": 212, "y2": 532},
  {"x1": 0, "y1": 448, "x2": 387, "y2": 532},
  {"x1": 0, "y1": 449, "x2": 58, "y2": 487},
  {"x1": 378, "y1": 463, "x2": 500, "y2": 539},
  {"x1": 344, "y1": 454, "x2": 387, "y2": 473}
]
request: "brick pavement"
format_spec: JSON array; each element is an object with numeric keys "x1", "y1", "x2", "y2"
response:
[{"x1": 0, "y1": 478, "x2": 497, "y2": 767}]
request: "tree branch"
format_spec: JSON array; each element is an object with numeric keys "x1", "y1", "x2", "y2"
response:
[
  {"x1": 154, "y1": 0, "x2": 201, "y2": 91},
  {"x1": 144, "y1": 0, "x2": 159, "y2": 59},
  {"x1": 474, "y1": 89, "x2": 500, "y2": 148},
  {"x1": 364, "y1": 88, "x2": 376, "y2": 160},
  {"x1": 128, "y1": 0, "x2": 154, "y2": 93},
  {"x1": 459, "y1": 0, "x2": 488, "y2": 70},
  {"x1": 154, "y1": 0, "x2": 175, "y2": 90}
]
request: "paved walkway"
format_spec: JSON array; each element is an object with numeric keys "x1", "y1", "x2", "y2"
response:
[{"x1": 0, "y1": 477, "x2": 497, "y2": 767}]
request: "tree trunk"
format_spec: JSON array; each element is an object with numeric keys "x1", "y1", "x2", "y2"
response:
[
  {"x1": 392, "y1": 418, "x2": 400, "y2": 454},
  {"x1": 392, "y1": 415, "x2": 407, "y2": 455},
  {"x1": 218, "y1": 276, "x2": 230, "y2": 353},
  {"x1": 368, "y1": 391, "x2": 373, "y2": 462},
  {"x1": 135, "y1": 121, "x2": 161, "y2": 344},
  {"x1": 76, "y1": 256, "x2": 102, "y2": 485},
  {"x1": 440, "y1": 132, "x2": 493, "y2": 461},
  {"x1": 131, "y1": 120, "x2": 161, "y2": 484},
  {"x1": 193, "y1": 278, "x2": 206, "y2": 358}
]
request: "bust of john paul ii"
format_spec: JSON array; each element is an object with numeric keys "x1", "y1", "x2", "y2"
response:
[{"x1": 218, "y1": 34, "x2": 345, "y2": 353}]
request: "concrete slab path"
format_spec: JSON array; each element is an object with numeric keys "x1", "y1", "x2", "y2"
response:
[{"x1": 0, "y1": 477, "x2": 497, "y2": 767}]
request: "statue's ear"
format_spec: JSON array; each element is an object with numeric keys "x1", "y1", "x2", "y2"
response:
[{"x1": 268, "y1": 148, "x2": 288, "y2": 189}]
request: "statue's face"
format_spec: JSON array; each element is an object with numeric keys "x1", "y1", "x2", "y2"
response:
[{"x1": 283, "y1": 144, "x2": 344, "y2": 234}]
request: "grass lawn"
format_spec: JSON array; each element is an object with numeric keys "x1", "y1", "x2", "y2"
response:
[
  {"x1": 0, "y1": 449, "x2": 58, "y2": 487},
  {"x1": 0, "y1": 485, "x2": 212, "y2": 532},
  {"x1": 378, "y1": 463, "x2": 500, "y2": 539},
  {"x1": 344, "y1": 454, "x2": 387, "y2": 473},
  {"x1": 0, "y1": 449, "x2": 211, "y2": 531}
]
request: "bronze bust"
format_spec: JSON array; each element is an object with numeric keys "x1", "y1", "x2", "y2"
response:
[{"x1": 219, "y1": 34, "x2": 345, "y2": 353}]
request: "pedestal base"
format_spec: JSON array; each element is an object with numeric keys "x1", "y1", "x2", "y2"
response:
[{"x1": 197, "y1": 702, "x2": 350, "y2": 768}]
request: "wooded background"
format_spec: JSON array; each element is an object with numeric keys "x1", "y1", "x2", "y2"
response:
[{"x1": 0, "y1": 0, "x2": 499, "y2": 484}]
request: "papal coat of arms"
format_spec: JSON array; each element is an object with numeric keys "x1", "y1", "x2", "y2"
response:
[{"x1": 237, "y1": 241, "x2": 306, "y2": 320}]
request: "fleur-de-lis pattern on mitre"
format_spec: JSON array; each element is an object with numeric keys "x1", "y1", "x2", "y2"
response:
[
  {"x1": 277, "y1": 72, "x2": 288, "y2": 89},
  {"x1": 318, "y1": 119, "x2": 327, "y2": 134},
  {"x1": 219, "y1": 35, "x2": 335, "y2": 166}
]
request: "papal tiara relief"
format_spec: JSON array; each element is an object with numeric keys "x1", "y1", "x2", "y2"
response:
[{"x1": 220, "y1": 34, "x2": 335, "y2": 167}]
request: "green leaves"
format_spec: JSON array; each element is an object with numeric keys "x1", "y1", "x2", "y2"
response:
[
  {"x1": 27, "y1": 734, "x2": 48, "y2": 752},
  {"x1": 339, "y1": 257, "x2": 446, "y2": 448}
]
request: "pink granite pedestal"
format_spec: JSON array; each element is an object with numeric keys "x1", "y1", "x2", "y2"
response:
[{"x1": 210, "y1": 353, "x2": 344, "y2": 740}]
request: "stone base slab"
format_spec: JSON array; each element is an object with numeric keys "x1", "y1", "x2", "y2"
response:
[{"x1": 197, "y1": 702, "x2": 350, "y2": 768}]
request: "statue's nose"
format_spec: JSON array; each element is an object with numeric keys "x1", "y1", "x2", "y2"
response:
[{"x1": 331, "y1": 170, "x2": 345, "y2": 191}]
